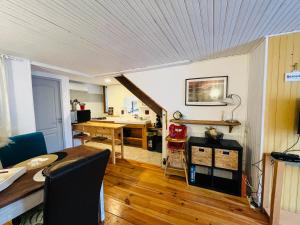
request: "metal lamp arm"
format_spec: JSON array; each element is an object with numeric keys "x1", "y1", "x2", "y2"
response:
[{"x1": 230, "y1": 94, "x2": 241, "y2": 121}]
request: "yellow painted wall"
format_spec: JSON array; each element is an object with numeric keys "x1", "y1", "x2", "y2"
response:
[
  {"x1": 264, "y1": 32, "x2": 300, "y2": 212},
  {"x1": 4, "y1": 222, "x2": 13, "y2": 225}
]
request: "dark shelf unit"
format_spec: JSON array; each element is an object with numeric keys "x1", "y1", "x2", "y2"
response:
[
  {"x1": 147, "y1": 127, "x2": 162, "y2": 153},
  {"x1": 188, "y1": 137, "x2": 243, "y2": 196}
]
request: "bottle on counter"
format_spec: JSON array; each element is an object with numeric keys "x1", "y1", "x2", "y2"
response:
[{"x1": 155, "y1": 115, "x2": 162, "y2": 128}]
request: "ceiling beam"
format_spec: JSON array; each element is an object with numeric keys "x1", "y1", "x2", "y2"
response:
[{"x1": 31, "y1": 61, "x2": 92, "y2": 77}]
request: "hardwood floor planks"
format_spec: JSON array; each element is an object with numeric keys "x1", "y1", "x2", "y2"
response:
[
  {"x1": 105, "y1": 197, "x2": 171, "y2": 225},
  {"x1": 104, "y1": 211, "x2": 133, "y2": 225},
  {"x1": 104, "y1": 175, "x2": 265, "y2": 224},
  {"x1": 103, "y1": 159, "x2": 268, "y2": 225}
]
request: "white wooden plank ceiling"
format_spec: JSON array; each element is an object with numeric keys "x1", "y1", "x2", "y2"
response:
[{"x1": 0, "y1": 0, "x2": 299, "y2": 76}]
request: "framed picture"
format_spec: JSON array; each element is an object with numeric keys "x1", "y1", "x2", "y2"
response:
[{"x1": 185, "y1": 76, "x2": 228, "y2": 106}]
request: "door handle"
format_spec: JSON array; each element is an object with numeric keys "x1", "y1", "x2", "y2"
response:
[{"x1": 57, "y1": 118, "x2": 63, "y2": 123}]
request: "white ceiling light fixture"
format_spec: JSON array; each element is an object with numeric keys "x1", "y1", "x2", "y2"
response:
[{"x1": 104, "y1": 78, "x2": 112, "y2": 84}]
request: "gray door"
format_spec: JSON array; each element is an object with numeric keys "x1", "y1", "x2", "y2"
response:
[{"x1": 32, "y1": 76, "x2": 64, "y2": 153}]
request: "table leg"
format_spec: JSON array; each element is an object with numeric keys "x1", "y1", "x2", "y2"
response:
[
  {"x1": 270, "y1": 160, "x2": 285, "y2": 225},
  {"x1": 100, "y1": 182, "x2": 105, "y2": 222},
  {"x1": 120, "y1": 128, "x2": 124, "y2": 159},
  {"x1": 142, "y1": 125, "x2": 148, "y2": 150},
  {"x1": 181, "y1": 151, "x2": 189, "y2": 186},
  {"x1": 262, "y1": 153, "x2": 271, "y2": 209},
  {"x1": 111, "y1": 129, "x2": 116, "y2": 164}
]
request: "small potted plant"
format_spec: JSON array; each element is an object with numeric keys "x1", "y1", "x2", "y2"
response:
[
  {"x1": 70, "y1": 99, "x2": 79, "y2": 111},
  {"x1": 204, "y1": 127, "x2": 224, "y2": 142},
  {"x1": 79, "y1": 103, "x2": 86, "y2": 110}
]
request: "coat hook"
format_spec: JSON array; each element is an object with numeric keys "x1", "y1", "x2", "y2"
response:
[{"x1": 292, "y1": 62, "x2": 298, "y2": 71}]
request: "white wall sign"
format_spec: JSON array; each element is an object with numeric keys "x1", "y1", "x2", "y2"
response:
[{"x1": 285, "y1": 71, "x2": 300, "y2": 82}]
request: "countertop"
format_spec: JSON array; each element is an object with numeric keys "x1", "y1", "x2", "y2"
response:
[
  {"x1": 91, "y1": 117, "x2": 151, "y2": 125},
  {"x1": 74, "y1": 121, "x2": 126, "y2": 129}
]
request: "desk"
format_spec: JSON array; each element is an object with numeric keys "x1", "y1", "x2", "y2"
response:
[
  {"x1": 0, "y1": 145, "x2": 106, "y2": 225},
  {"x1": 72, "y1": 122, "x2": 126, "y2": 164}
]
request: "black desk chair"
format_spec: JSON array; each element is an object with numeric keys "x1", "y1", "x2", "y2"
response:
[{"x1": 19, "y1": 149, "x2": 110, "y2": 225}]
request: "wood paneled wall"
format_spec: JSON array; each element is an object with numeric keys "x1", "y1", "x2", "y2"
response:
[{"x1": 264, "y1": 32, "x2": 300, "y2": 212}]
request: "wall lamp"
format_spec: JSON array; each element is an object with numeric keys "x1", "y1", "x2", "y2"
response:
[{"x1": 223, "y1": 94, "x2": 241, "y2": 123}]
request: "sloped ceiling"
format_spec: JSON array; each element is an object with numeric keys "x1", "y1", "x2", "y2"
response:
[{"x1": 0, "y1": 0, "x2": 300, "y2": 76}]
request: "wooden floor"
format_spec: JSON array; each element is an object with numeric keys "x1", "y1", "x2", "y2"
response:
[{"x1": 103, "y1": 159, "x2": 268, "y2": 225}]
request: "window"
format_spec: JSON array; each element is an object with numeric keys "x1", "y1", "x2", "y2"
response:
[
  {"x1": 0, "y1": 56, "x2": 11, "y2": 147},
  {"x1": 102, "y1": 86, "x2": 108, "y2": 113},
  {"x1": 124, "y1": 96, "x2": 139, "y2": 114}
]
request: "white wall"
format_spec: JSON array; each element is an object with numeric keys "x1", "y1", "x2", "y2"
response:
[
  {"x1": 125, "y1": 55, "x2": 250, "y2": 160},
  {"x1": 32, "y1": 71, "x2": 73, "y2": 148},
  {"x1": 6, "y1": 58, "x2": 36, "y2": 135},
  {"x1": 126, "y1": 55, "x2": 249, "y2": 146},
  {"x1": 246, "y1": 40, "x2": 267, "y2": 203},
  {"x1": 69, "y1": 82, "x2": 104, "y2": 118},
  {"x1": 69, "y1": 82, "x2": 103, "y2": 94},
  {"x1": 107, "y1": 84, "x2": 157, "y2": 123},
  {"x1": 70, "y1": 89, "x2": 103, "y2": 118}
]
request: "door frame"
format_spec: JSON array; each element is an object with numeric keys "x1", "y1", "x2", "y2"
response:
[{"x1": 31, "y1": 71, "x2": 73, "y2": 148}]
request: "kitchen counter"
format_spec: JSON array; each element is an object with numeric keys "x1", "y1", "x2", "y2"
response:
[
  {"x1": 91, "y1": 117, "x2": 151, "y2": 125},
  {"x1": 72, "y1": 122, "x2": 125, "y2": 164},
  {"x1": 91, "y1": 117, "x2": 151, "y2": 149}
]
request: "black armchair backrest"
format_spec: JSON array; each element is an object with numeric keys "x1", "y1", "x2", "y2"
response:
[{"x1": 43, "y1": 149, "x2": 110, "y2": 225}]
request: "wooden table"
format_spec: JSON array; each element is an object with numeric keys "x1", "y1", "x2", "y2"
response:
[
  {"x1": 90, "y1": 119, "x2": 151, "y2": 150},
  {"x1": 0, "y1": 145, "x2": 106, "y2": 225},
  {"x1": 72, "y1": 122, "x2": 126, "y2": 164}
]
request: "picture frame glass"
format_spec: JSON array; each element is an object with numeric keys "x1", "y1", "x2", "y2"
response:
[{"x1": 185, "y1": 76, "x2": 228, "y2": 106}]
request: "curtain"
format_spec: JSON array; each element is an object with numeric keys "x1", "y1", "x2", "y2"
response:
[{"x1": 0, "y1": 55, "x2": 11, "y2": 148}]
